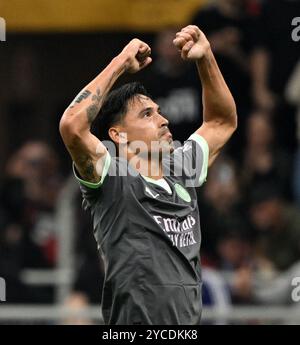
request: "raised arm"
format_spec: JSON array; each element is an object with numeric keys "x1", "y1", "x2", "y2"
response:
[
  {"x1": 59, "y1": 39, "x2": 152, "y2": 183},
  {"x1": 173, "y1": 25, "x2": 237, "y2": 166}
]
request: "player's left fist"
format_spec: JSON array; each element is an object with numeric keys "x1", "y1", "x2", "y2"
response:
[{"x1": 173, "y1": 25, "x2": 210, "y2": 61}]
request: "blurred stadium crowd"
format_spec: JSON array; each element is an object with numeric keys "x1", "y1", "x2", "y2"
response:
[{"x1": 1, "y1": 0, "x2": 300, "y2": 323}]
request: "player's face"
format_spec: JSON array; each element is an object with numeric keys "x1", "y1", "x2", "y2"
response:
[{"x1": 122, "y1": 94, "x2": 174, "y2": 155}]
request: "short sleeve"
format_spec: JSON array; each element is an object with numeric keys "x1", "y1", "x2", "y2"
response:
[
  {"x1": 72, "y1": 152, "x2": 110, "y2": 209},
  {"x1": 73, "y1": 153, "x2": 132, "y2": 209},
  {"x1": 73, "y1": 151, "x2": 112, "y2": 189},
  {"x1": 164, "y1": 133, "x2": 209, "y2": 188}
]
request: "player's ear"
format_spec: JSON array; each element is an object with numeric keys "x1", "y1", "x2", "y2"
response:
[{"x1": 108, "y1": 127, "x2": 128, "y2": 145}]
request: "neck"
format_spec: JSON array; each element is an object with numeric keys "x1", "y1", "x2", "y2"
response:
[{"x1": 129, "y1": 155, "x2": 163, "y2": 180}]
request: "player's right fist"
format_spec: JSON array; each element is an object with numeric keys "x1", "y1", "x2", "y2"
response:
[
  {"x1": 173, "y1": 25, "x2": 210, "y2": 61},
  {"x1": 119, "y1": 39, "x2": 152, "y2": 73}
]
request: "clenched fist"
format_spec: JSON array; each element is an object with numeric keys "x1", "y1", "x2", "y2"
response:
[
  {"x1": 119, "y1": 38, "x2": 152, "y2": 74},
  {"x1": 173, "y1": 25, "x2": 210, "y2": 61}
]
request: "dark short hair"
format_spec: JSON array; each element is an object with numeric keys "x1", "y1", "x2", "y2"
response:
[{"x1": 93, "y1": 82, "x2": 151, "y2": 142}]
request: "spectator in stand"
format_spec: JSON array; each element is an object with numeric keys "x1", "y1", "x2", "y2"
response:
[
  {"x1": 241, "y1": 111, "x2": 293, "y2": 200},
  {"x1": 191, "y1": 0, "x2": 277, "y2": 155},
  {"x1": 198, "y1": 155, "x2": 249, "y2": 265},
  {"x1": 217, "y1": 219, "x2": 253, "y2": 272},
  {"x1": 216, "y1": 219, "x2": 255, "y2": 304},
  {"x1": 256, "y1": 0, "x2": 300, "y2": 150},
  {"x1": 248, "y1": 185, "x2": 300, "y2": 272},
  {"x1": 0, "y1": 142, "x2": 62, "y2": 268},
  {"x1": 0, "y1": 141, "x2": 63, "y2": 303},
  {"x1": 285, "y1": 59, "x2": 300, "y2": 206}
]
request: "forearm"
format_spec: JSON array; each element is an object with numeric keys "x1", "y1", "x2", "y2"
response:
[
  {"x1": 60, "y1": 55, "x2": 126, "y2": 134},
  {"x1": 196, "y1": 48, "x2": 237, "y2": 127}
]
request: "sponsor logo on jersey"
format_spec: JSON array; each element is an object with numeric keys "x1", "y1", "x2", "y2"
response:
[{"x1": 153, "y1": 214, "x2": 197, "y2": 248}]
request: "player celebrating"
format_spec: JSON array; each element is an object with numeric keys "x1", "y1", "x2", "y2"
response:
[{"x1": 59, "y1": 25, "x2": 237, "y2": 325}]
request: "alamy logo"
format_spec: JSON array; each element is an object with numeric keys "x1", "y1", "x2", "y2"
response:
[
  {"x1": 291, "y1": 277, "x2": 300, "y2": 302},
  {"x1": 0, "y1": 17, "x2": 6, "y2": 42},
  {"x1": 0, "y1": 277, "x2": 6, "y2": 301},
  {"x1": 291, "y1": 17, "x2": 300, "y2": 42}
]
